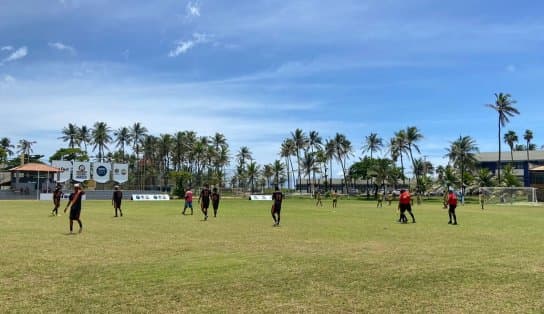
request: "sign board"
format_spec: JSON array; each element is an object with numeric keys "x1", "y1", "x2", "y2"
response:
[
  {"x1": 249, "y1": 195, "x2": 272, "y2": 201},
  {"x1": 131, "y1": 194, "x2": 170, "y2": 201}
]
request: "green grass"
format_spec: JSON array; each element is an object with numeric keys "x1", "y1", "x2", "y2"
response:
[{"x1": 1, "y1": 198, "x2": 543, "y2": 313}]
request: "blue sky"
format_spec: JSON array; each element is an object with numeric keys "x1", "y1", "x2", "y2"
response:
[{"x1": 1, "y1": 0, "x2": 543, "y2": 176}]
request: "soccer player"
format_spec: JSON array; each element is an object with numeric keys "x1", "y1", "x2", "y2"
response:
[
  {"x1": 377, "y1": 193, "x2": 383, "y2": 208},
  {"x1": 398, "y1": 189, "x2": 415, "y2": 224},
  {"x1": 112, "y1": 185, "x2": 123, "y2": 217},
  {"x1": 315, "y1": 190, "x2": 323, "y2": 207},
  {"x1": 182, "y1": 187, "x2": 193, "y2": 215},
  {"x1": 63, "y1": 183, "x2": 85, "y2": 234},
  {"x1": 447, "y1": 189, "x2": 458, "y2": 225},
  {"x1": 199, "y1": 184, "x2": 211, "y2": 220},
  {"x1": 51, "y1": 184, "x2": 63, "y2": 216},
  {"x1": 332, "y1": 190, "x2": 338, "y2": 208},
  {"x1": 211, "y1": 187, "x2": 220, "y2": 218},
  {"x1": 271, "y1": 186, "x2": 284, "y2": 226}
]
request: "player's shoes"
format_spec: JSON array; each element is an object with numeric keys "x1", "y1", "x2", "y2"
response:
[
  {"x1": 453, "y1": 222, "x2": 458, "y2": 225},
  {"x1": 448, "y1": 221, "x2": 452, "y2": 224}
]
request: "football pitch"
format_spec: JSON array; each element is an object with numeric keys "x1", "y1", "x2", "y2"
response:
[{"x1": 1, "y1": 198, "x2": 543, "y2": 313}]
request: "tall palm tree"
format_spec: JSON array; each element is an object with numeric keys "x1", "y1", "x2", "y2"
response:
[
  {"x1": 280, "y1": 139, "x2": 296, "y2": 191},
  {"x1": 291, "y1": 129, "x2": 308, "y2": 192},
  {"x1": 272, "y1": 160, "x2": 285, "y2": 187},
  {"x1": 114, "y1": 127, "x2": 132, "y2": 161},
  {"x1": 503, "y1": 130, "x2": 518, "y2": 163},
  {"x1": 389, "y1": 131, "x2": 408, "y2": 185},
  {"x1": 301, "y1": 150, "x2": 316, "y2": 192},
  {"x1": 362, "y1": 132, "x2": 383, "y2": 159},
  {"x1": 523, "y1": 129, "x2": 533, "y2": 164},
  {"x1": 91, "y1": 122, "x2": 112, "y2": 162},
  {"x1": 405, "y1": 126, "x2": 423, "y2": 192},
  {"x1": 17, "y1": 139, "x2": 36, "y2": 164},
  {"x1": 130, "y1": 122, "x2": 148, "y2": 159},
  {"x1": 308, "y1": 130, "x2": 322, "y2": 189},
  {"x1": 263, "y1": 163, "x2": 274, "y2": 189},
  {"x1": 325, "y1": 139, "x2": 336, "y2": 189},
  {"x1": 333, "y1": 133, "x2": 353, "y2": 193},
  {"x1": 77, "y1": 125, "x2": 91, "y2": 154},
  {"x1": 0, "y1": 137, "x2": 14, "y2": 157},
  {"x1": 59, "y1": 123, "x2": 79, "y2": 149},
  {"x1": 246, "y1": 161, "x2": 260, "y2": 192},
  {"x1": 236, "y1": 146, "x2": 252, "y2": 168},
  {"x1": 486, "y1": 93, "x2": 520, "y2": 182},
  {"x1": 445, "y1": 135, "x2": 479, "y2": 197},
  {"x1": 475, "y1": 168, "x2": 494, "y2": 187}
]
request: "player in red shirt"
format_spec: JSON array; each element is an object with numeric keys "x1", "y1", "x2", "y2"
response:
[
  {"x1": 182, "y1": 187, "x2": 193, "y2": 215},
  {"x1": 398, "y1": 189, "x2": 416, "y2": 224},
  {"x1": 447, "y1": 189, "x2": 458, "y2": 225}
]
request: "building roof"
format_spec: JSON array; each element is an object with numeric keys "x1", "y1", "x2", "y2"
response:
[
  {"x1": 10, "y1": 163, "x2": 61, "y2": 172},
  {"x1": 476, "y1": 150, "x2": 544, "y2": 163}
]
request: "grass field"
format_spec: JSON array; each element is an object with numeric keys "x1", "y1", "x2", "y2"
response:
[{"x1": 1, "y1": 197, "x2": 543, "y2": 313}]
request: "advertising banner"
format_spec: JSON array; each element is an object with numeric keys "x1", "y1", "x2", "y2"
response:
[
  {"x1": 112, "y1": 163, "x2": 129, "y2": 183},
  {"x1": 92, "y1": 162, "x2": 111, "y2": 183},
  {"x1": 72, "y1": 161, "x2": 91, "y2": 182},
  {"x1": 52, "y1": 160, "x2": 72, "y2": 182}
]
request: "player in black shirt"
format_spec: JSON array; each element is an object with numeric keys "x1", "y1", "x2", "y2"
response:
[
  {"x1": 199, "y1": 184, "x2": 211, "y2": 220},
  {"x1": 271, "y1": 186, "x2": 284, "y2": 226},
  {"x1": 211, "y1": 187, "x2": 220, "y2": 218},
  {"x1": 63, "y1": 184, "x2": 85, "y2": 234},
  {"x1": 51, "y1": 184, "x2": 63, "y2": 216},
  {"x1": 112, "y1": 185, "x2": 123, "y2": 217}
]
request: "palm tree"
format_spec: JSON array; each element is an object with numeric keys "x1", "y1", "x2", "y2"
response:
[
  {"x1": 280, "y1": 139, "x2": 296, "y2": 191},
  {"x1": 333, "y1": 133, "x2": 353, "y2": 193},
  {"x1": 389, "y1": 131, "x2": 408, "y2": 184},
  {"x1": 91, "y1": 122, "x2": 112, "y2": 162},
  {"x1": 523, "y1": 129, "x2": 533, "y2": 164},
  {"x1": 246, "y1": 161, "x2": 260, "y2": 192},
  {"x1": 0, "y1": 137, "x2": 14, "y2": 157},
  {"x1": 445, "y1": 135, "x2": 479, "y2": 199},
  {"x1": 301, "y1": 150, "x2": 316, "y2": 192},
  {"x1": 308, "y1": 130, "x2": 322, "y2": 189},
  {"x1": 503, "y1": 130, "x2": 518, "y2": 163},
  {"x1": 77, "y1": 125, "x2": 91, "y2": 154},
  {"x1": 475, "y1": 168, "x2": 494, "y2": 187},
  {"x1": 17, "y1": 139, "x2": 36, "y2": 164},
  {"x1": 291, "y1": 129, "x2": 308, "y2": 192},
  {"x1": 59, "y1": 123, "x2": 79, "y2": 149},
  {"x1": 486, "y1": 93, "x2": 520, "y2": 182},
  {"x1": 272, "y1": 160, "x2": 285, "y2": 187},
  {"x1": 263, "y1": 163, "x2": 274, "y2": 189},
  {"x1": 114, "y1": 127, "x2": 132, "y2": 161},
  {"x1": 362, "y1": 132, "x2": 383, "y2": 160},
  {"x1": 405, "y1": 126, "x2": 423, "y2": 192},
  {"x1": 325, "y1": 139, "x2": 336, "y2": 189},
  {"x1": 362, "y1": 132, "x2": 383, "y2": 195},
  {"x1": 130, "y1": 122, "x2": 148, "y2": 159}
]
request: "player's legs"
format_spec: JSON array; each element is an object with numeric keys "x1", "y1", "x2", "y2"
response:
[
  {"x1": 69, "y1": 219, "x2": 74, "y2": 233},
  {"x1": 450, "y1": 205, "x2": 457, "y2": 224},
  {"x1": 212, "y1": 203, "x2": 219, "y2": 217},
  {"x1": 271, "y1": 205, "x2": 277, "y2": 225},
  {"x1": 77, "y1": 219, "x2": 83, "y2": 233}
]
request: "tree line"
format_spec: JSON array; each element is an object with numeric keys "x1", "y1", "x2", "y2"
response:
[{"x1": 0, "y1": 93, "x2": 538, "y2": 195}]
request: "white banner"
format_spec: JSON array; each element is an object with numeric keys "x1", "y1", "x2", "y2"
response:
[
  {"x1": 92, "y1": 162, "x2": 111, "y2": 183},
  {"x1": 52, "y1": 160, "x2": 72, "y2": 183},
  {"x1": 131, "y1": 194, "x2": 170, "y2": 201},
  {"x1": 72, "y1": 161, "x2": 91, "y2": 182},
  {"x1": 249, "y1": 195, "x2": 273, "y2": 201},
  {"x1": 112, "y1": 163, "x2": 129, "y2": 183}
]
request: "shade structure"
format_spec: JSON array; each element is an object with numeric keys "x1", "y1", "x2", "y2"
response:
[{"x1": 10, "y1": 163, "x2": 62, "y2": 173}]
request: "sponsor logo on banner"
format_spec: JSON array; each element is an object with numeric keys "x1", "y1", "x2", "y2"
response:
[
  {"x1": 131, "y1": 194, "x2": 170, "y2": 201},
  {"x1": 113, "y1": 163, "x2": 129, "y2": 183},
  {"x1": 92, "y1": 162, "x2": 111, "y2": 183},
  {"x1": 249, "y1": 195, "x2": 273, "y2": 201},
  {"x1": 72, "y1": 162, "x2": 91, "y2": 182},
  {"x1": 52, "y1": 160, "x2": 72, "y2": 182}
]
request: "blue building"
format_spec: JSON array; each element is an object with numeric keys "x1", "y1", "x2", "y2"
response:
[{"x1": 476, "y1": 151, "x2": 544, "y2": 187}]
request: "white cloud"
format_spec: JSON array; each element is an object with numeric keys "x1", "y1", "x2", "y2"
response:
[
  {"x1": 3, "y1": 75, "x2": 15, "y2": 82},
  {"x1": 186, "y1": 1, "x2": 200, "y2": 18},
  {"x1": 1, "y1": 46, "x2": 13, "y2": 51},
  {"x1": 1, "y1": 46, "x2": 28, "y2": 64},
  {"x1": 48, "y1": 42, "x2": 76, "y2": 54},
  {"x1": 168, "y1": 33, "x2": 211, "y2": 57}
]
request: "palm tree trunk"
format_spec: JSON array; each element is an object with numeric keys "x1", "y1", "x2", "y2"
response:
[{"x1": 497, "y1": 118, "x2": 501, "y2": 183}]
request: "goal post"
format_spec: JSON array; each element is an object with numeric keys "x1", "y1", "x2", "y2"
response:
[{"x1": 480, "y1": 187, "x2": 538, "y2": 206}]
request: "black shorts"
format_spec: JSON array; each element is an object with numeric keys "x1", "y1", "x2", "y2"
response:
[
  {"x1": 114, "y1": 200, "x2": 122, "y2": 208},
  {"x1": 53, "y1": 198, "x2": 61, "y2": 206},
  {"x1": 69, "y1": 208, "x2": 81, "y2": 220},
  {"x1": 399, "y1": 203, "x2": 411, "y2": 212},
  {"x1": 201, "y1": 199, "x2": 210, "y2": 209},
  {"x1": 212, "y1": 201, "x2": 219, "y2": 210},
  {"x1": 449, "y1": 204, "x2": 457, "y2": 212},
  {"x1": 273, "y1": 202, "x2": 282, "y2": 212}
]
